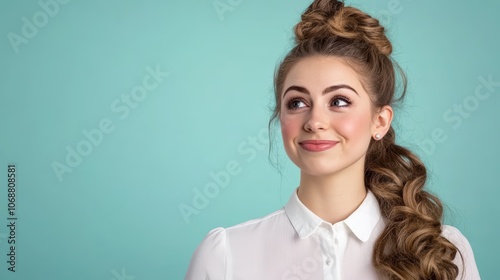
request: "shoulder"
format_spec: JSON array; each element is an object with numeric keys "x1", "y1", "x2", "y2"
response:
[
  {"x1": 185, "y1": 227, "x2": 227, "y2": 280},
  {"x1": 441, "y1": 225, "x2": 475, "y2": 256},
  {"x1": 185, "y1": 208, "x2": 287, "y2": 279},
  {"x1": 441, "y1": 225, "x2": 467, "y2": 244},
  {"x1": 441, "y1": 225, "x2": 481, "y2": 280},
  {"x1": 225, "y1": 208, "x2": 286, "y2": 235}
]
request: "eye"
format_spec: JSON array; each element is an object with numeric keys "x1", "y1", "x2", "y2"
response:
[
  {"x1": 331, "y1": 95, "x2": 351, "y2": 108},
  {"x1": 285, "y1": 98, "x2": 307, "y2": 110}
]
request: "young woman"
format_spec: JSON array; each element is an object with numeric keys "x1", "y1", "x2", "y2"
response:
[{"x1": 185, "y1": 0, "x2": 480, "y2": 279}]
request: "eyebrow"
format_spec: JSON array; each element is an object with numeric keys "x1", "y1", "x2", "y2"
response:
[{"x1": 282, "y1": 84, "x2": 359, "y2": 99}]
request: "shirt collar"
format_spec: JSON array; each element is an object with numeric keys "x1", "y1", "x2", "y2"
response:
[{"x1": 284, "y1": 188, "x2": 382, "y2": 242}]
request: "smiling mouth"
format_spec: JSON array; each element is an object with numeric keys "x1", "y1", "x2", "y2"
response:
[{"x1": 299, "y1": 140, "x2": 338, "y2": 152}]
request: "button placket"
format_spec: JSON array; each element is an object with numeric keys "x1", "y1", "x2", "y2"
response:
[
  {"x1": 317, "y1": 224, "x2": 335, "y2": 270},
  {"x1": 329, "y1": 222, "x2": 347, "y2": 280}
]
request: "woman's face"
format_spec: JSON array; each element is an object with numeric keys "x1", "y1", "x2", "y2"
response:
[{"x1": 279, "y1": 55, "x2": 377, "y2": 177}]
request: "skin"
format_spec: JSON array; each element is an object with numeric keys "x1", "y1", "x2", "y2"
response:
[{"x1": 279, "y1": 55, "x2": 393, "y2": 224}]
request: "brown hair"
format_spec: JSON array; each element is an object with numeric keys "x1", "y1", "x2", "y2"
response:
[{"x1": 267, "y1": 0, "x2": 461, "y2": 279}]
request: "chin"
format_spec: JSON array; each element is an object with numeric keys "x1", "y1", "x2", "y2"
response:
[{"x1": 297, "y1": 163, "x2": 344, "y2": 177}]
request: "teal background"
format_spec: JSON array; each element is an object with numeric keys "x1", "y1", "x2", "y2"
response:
[{"x1": 1, "y1": 0, "x2": 498, "y2": 279}]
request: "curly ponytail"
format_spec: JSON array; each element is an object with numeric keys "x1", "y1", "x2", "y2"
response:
[
  {"x1": 268, "y1": 0, "x2": 461, "y2": 278},
  {"x1": 366, "y1": 127, "x2": 460, "y2": 279}
]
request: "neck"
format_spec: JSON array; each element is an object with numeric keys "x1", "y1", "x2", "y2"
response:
[{"x1": 297, "y1": 158, "x2": 367, "y2": 224}]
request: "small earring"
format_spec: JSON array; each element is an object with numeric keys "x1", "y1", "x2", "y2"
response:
[{"x1": 374, "y1": 133, "x2": 382, "y2": 140}]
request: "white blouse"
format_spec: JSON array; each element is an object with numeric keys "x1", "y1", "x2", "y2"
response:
[{"x1": 185, "y1": 188, "x2": 481, "y2": 279}]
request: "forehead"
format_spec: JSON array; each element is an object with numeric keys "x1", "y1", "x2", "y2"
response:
[{"x1": 283, "y1": 55, "x2": 367, "y2": 96}]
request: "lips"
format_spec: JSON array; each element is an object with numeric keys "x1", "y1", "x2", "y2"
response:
[{"x1": 299, "y1": 140, "x2": 338, "y2": 152}]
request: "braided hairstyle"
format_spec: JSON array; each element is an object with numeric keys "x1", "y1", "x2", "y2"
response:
[{"x1": 268, "y1": 0, "x2": 461, "y2": 279}]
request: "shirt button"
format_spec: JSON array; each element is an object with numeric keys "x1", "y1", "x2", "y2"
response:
[{"x1": 326, "y1": 258, "x2": 332, "y2": 265}]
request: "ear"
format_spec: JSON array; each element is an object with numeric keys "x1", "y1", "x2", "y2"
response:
[{"x1": 371, "y1": 105, "x2": 393, "y2": 138}]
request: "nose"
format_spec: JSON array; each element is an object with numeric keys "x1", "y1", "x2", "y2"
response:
[{"x1": 304, "y1": 103, "x2": 329, "y2": 132}]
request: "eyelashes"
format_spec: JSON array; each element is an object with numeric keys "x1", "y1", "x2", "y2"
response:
[{"x1": 284, "y1": 95, "x2": 352, "y2": 111}]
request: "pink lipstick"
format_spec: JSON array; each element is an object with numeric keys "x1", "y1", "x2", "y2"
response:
[{"x1": 299, "y1": 140, "x2": 338, "y2": 152}]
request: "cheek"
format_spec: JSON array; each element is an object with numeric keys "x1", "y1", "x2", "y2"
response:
[
  {"x1": 280, "y1": 116, "x2": 300, "y2": 142},
  {"x1": 334, "y1": 113, "x2": 372, "y2": 138}
]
